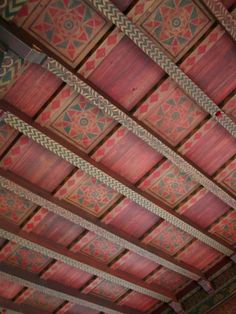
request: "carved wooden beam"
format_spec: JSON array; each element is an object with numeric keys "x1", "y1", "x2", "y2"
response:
[
  {"x1": 0, "y1": 262, "x2": 141, "y2": 314},
  {"x1": 203, "y1": 0, "x2": 236, "y2": 41},
  {"x1": 0, "y1": 21, "x2": 235, "y2": 215},
  {"x1": 0, "y1": 102, "x2": 234, "y2": 260},
  {"x1": 0, "y1": 167, "x2": 204, "y2": 281}
]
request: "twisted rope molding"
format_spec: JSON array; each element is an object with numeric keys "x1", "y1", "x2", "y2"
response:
[
  {"x1": 42, "y1": 59, "x2": 236, "y2": 212},
  {"x1": 88, "y1": 0, "x2": 236, "y2": 138},
  {"x1": 0, "y1": 173, "x2": 201, "y2": 280},
  {"x1": 2, "y1": 111, "x2": 234, "y2": 257},
  {"x1": 0, "y1": 227, "x2": 170, "y2": 302},
  {"x1": 203, "y1": 0, "x2": 236, "y2": 42},
  {"x1": 0, "y1": 271, "x2": 123, "y2": 314}
]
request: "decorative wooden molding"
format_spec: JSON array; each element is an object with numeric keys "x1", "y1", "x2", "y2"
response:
[
  {"x1": 0, "y1": 218, "x2": 175, "y2": 302},
  {"x1": 0, "y1": 102, "x2": 234, "y2": 259},
  {"x1": 0, "y1": 167, "x2": 204, "y2": 281},
  {"x1": 88, "y1": 0, "x2": 236, "y2": 138},
  {"x1": 0, "y1": 263, "x2": 141, "y2": 314},
  {"x1": 203, "y1": 0, "x2": 236, "y2": 42}
]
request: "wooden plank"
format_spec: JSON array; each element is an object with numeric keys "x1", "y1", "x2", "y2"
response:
[{"x1": 0, "y1": 296, "x2": 50, "y2": 314}]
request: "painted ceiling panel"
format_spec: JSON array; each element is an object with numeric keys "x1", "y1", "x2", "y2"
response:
[
  {"x1": 60, "y1": 302, "x2": 100, "y2": 314},
  {"x1": 1, "y1": 136, "x2": 74, "y2": 193},
  {"x1": 87, "y1": 36, "x2": 164, "y2": 110},
  {"x1": 93, "y1": 126, "x2": 163, "y2": 183},
  {"x1": 103, "y1": 198, "x2": 159, "y2": 238},
  {"x1": 0, "y1": 276, "x2": 23, "y2": 300},
  {"x1": 119, "y1": 291, "x2": 158, "y2": 312}
]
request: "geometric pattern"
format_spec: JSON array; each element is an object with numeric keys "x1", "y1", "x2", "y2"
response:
[
  {"x1": 1, "y1": 0, "x2": 27, "y2": 21},
  {"x1": 119, "y1": 291, "x2": 158, "y2": 312},
  {"x1": 137, "y1": 86, "x2": 205, "y2": 146},
  {"x1": 71, "y1": 232, "x2": 122, "y2": 264},
  {"x1": 143, "y1": 221, "x2": 192, "y2": 255},
  {"x1": 66, "y1": 173, "x2": 120, "y2": 217},
  {"x1": 147, "y1": 267, "x2": 189, "y2": 292},
  {"x1": 23, "y1": 290, "x2": 63, "y2": 312},
  {"x1": 211, "y1": 211, "x2": 236, "y2": 245},
  {"x1": 0, "y1": 186, "x2": 34, "y2": 225},
  {"x1": 52, "y1": 96, "x2": 114, "y2": 152},
  {"x1": 84, "y1": 278, "x2": 127, "y2": 301},
  {"x1": 142, "y1": 0, "x2": 210, "y2": 58},
  {"x1": 27, "y1": 0, "x2": 106, "y2": 66},
  {"x1": 140, "y1": 161, "x2": 198, "y2": 207}
]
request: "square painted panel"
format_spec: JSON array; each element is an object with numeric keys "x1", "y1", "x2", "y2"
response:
[
  {"x1": 0, "y1": 277, "x2": 23, "y2": 299},
  {"x1": 140, "y1": 161, "x2": 198, "y2": 207},
  {"x1": 141, "y1": 0, "x2": 211, "y2": 60},
  {"x1": 0, "y1": 120, "x2": 17, "y2": 156},
  {"x1": 93, "y1": 126, "x2": 162, "y2": 183},
  {"x1": 211, "y1": 211, "x2": 236, "y2": 245},
  {"x1": 57, "y1": 170, "x2": 120, "y2": 217},
  {"x1": 23, "y1": 290, "x2": 63, "y2": 312},
  {"x1": 42, "y1": 261, "x2": 92, "y2": 289},
  {"x1": 0, "y1": 186, "x2": 35, "y2": 225},
  {"x1": 64, "y1": 303, "x2": 100, "y2": 314},
  {"x1": 84, "y1": 278, "x2": 127, "y2": 302},
  {"x1": 112, "y1": 252, "x2": 158, "y2": 279},
  {"x1": 119, "y1": 291, "x2": 158, "y2": 312},
  {"x1": 135, "y1": 83, "x2": 206, "y2": 146},
  {"x1": 88, "y1": 36, "x2": 164, "y2": 110},
  {"x1": 71, "y1": 232, "x2": 122, "y2": 264},
  {"x1": 178, "y1": 190, "x2": 229, "y2": 229},
  {"x1": 5, "y1": 244, "x2": 50, "y2": 273},
  {"x1": 177, "y1": 240, "x2": 223, "y2": 270},
  {"x1": 23, "y1": 0, "x2": 108, "y2": 67},
  {"x1": 4, "y1": 64, "x2": 61, "y2": 116},
  {"x1": 38, "y1": 86, "x2": 115, "y2": 153},
  {"x1": 147, "y1": 267, "x2": 189, "y2": 292},
  {"x1": 143, "y1": 221, "x2": 192, "y2": 255},
  {"x1": 103, "y1": 198, "x2": 159, "y2": 238},
  {"x1": 28, "y1": 211, "x2": 84, "y2": 247},
  {"x1": 216, "y1": 159, "x2": 236, "y2": 196},
  {"x1": 1, "y1": 136, "x2": 74, "y2": 193}
]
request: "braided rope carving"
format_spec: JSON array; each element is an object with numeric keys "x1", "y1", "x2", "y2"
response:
[
  {"x1": 0, "y1": 227, "x2": 170, "y2": 301},
  {"x1": 3, "y1": 111, "x2": 234, "y2": 257},
  {"x1": 204, "y1": 0, "x2": 236, "y2": 42},
  {"x1": 43, "y1": 59, "x2": 236, "y2": 212},
  {"x1": 0, "y1": 174, "x2": 199, "y2": 279},
  {"x1": 0, "y1": 271, "x2": 123, "y2": 314},
  {"x1": 89, "y1": 0, "x2": 236, "y2": 138}
]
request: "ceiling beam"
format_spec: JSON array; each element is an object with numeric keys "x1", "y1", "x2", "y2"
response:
[
  {"x1": 0, "y1": 296, "x2": 50, "y2": 314},
  {"x1": 0, "y1": 167, "x2": 204, "y2": 281},
  {"x1": 88, "y1": 0, "x2": 236, "y2": 138},
  {"x1": 0, "y1": 262, "x2": 142, "y2": 314},
  {"x1": 0, "y1": 20, "x2": 235, "y2": 215},
  {"x1": 203, "y1": 0, "x2": 236, "y2": 41},
  {"x1": 0, "y1": 101, "x2": 234, "y2": 260},
  {"x1": 0, "y1": 217, "x2": 175, "y2": 302}
]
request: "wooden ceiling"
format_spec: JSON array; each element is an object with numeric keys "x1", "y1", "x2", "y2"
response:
[{"x1": 0, "y1": 0, "x2": 236, "y2": 313}]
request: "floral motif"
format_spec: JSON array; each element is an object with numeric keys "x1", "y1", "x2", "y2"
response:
[
  {"x1": 222, "y1": 169, "x2": 236, "y2": 195},
  {"x1": 24, "y1": 291, "x2": 63, "y2": 311},
  {"x1": 142, "y1": 0, "x2": 209, "y2": 58},
  {"x1": 89, "y1": 280, "x2": 127, "y2": 301},
  {"x1": 67, "y1": 176, "x2": 119, "y2": 216},
  {"x1": 143, "y1": 163, "x2": 198, "y2": 207},
  {"x1": 6, "y1": 245, "x2": 50, "y2": 273},
  {"x1": 144, "y1": 221, "x2": 192, "y2": 255},
  {"x1": 141, "y1": 87, "x2": 205, "y2": 146},
  {"x1": 29, "y1": 0, "x2": 105, "y2": 64},
  {"x1": 0, "y1": 187, "x2": 34, "y2": 224},
  {"x1": 52, "y1": 97, "x2": 114, "y2": 152},
  {"x1": 211, "y1": 211, "x2": 236, "y2": 245}
]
